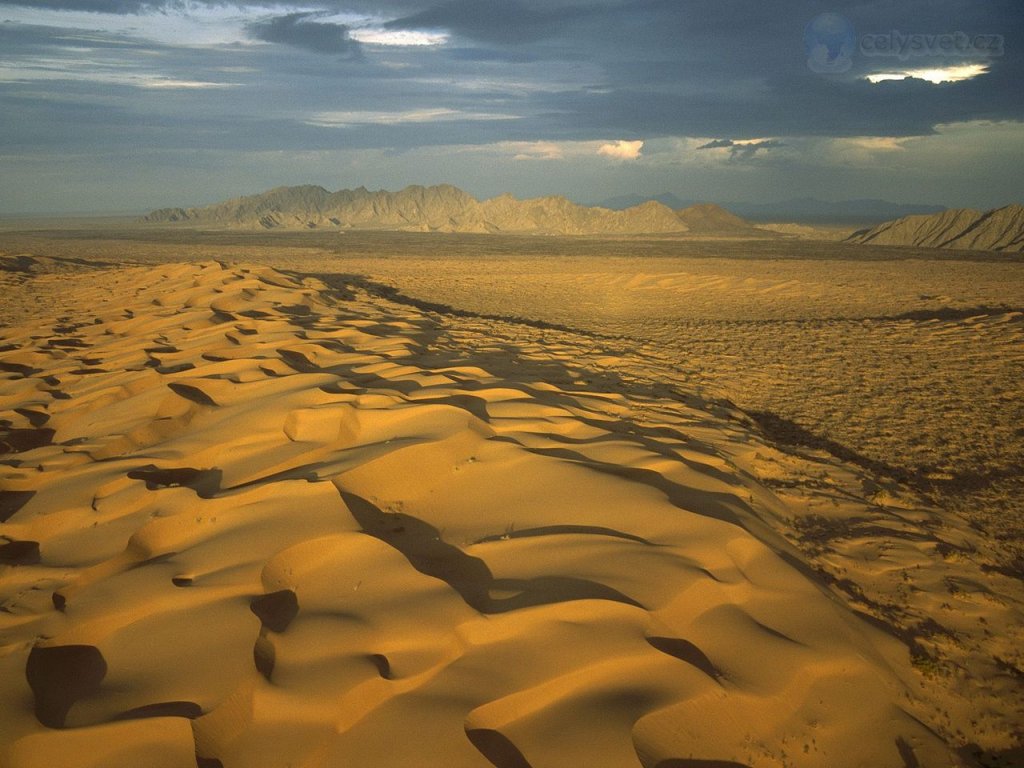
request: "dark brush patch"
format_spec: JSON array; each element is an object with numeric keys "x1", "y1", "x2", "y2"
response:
[
  {"x1": 647, "y1": 636, "x2": 722, "y2": 681},
  {"x1": 13, "y1": 408, "x2": 48, "y2": 427},
  {"x1": 339, "y1": 489, "x2": 643, "y2": 614},
  {"x1": 46, "y1": 338, "x2": 90, "y2": 349},
  {"x1": 369, "y1": 653, "x2": 392, "y2": 680},
  {"x1": 0, "y1": 361, "x2": 42, "y2": 376},
  {"x1": 0, "y1": 428, "x2": 55, "y2": 453},
  {"x1": 253, "y1": 636, "x2": 276, "y2": 681},
  {"x1": 474, "y1": 524, "x2": 653, "y2": 546},
  {"x1": 113, "y1": 700, "x2": 203, "y2": 721},
  {"x1": 466, "y1": 728, "x2": 533, "y2": 768},
  {"x1": 250, "y1": 589, "x2": 299, "y2": 633},
  {"x1": 0, "y1": 490, "x2": 35, "y2": 522},
  {"x1": 168, "y1": 382, "x2": 218, "y2": 406},
  {"x1": 0, "y1": 539, "x2": 41, "y2": 565},
  {"x1": 126, "y1": 466, "x2": 222, "y2": 496},
  {"x1": 156, "y1": 362, "x2": 196, "y2": 375},
  {"x1": 26, "y1": 644, "x2": 107, "y2": 728}
]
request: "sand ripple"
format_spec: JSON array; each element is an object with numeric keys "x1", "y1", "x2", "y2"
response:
[{"x1": 1, "y1": 261, "x2": 1020, "y2": 767}]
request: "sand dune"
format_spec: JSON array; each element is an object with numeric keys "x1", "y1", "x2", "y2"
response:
[{"x1": 2, "y1": 260, "x2": 1022, "y2": 767}]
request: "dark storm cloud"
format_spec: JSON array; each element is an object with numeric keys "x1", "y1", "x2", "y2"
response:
[
  {"x1": 0, "y1": 0, "x2": 163, "y2": 11},
  {"x1": 0, "y1": 81, "x2": 530, "y2": 153},
  {"x1": 385, "y1": 0, "x2": 593, "y2": 44},
  {"x1": 697, "y1": 138, "x2": 789, "y2": 160},
  {"x1": 0, "y1": 19, "x2": 156, "y2": 49},
  {"x1": 524, "y1": 70, "x2": 1024, "y2": 141},
  {"x1": 729, "y1": 140, "x2": 786, "y2": 160},
  {"x1": 371, "y1": 0, "x2": 1024, "y2": 138},
  {"x1": 697, "y1": 139, "x2": 736, "y2": 149},
  {"x1": 2, "y1": 0, "x2": 1023, "y2": 212},
  {"x1": 444, "y1": 47, "x2": 541, "y2": 63},
  {"x1": 4, "y1": 0, "x2": 1021, "y2": 142},
  {"x1": 0, "y1": 0, "x2": 446, "y2": 13},
  {"x1": 247, "y1": 12, "x2": 361, "y2": 56},
  {"x1": 0, "y1": 0, "x2": 276, "y2": 11}
]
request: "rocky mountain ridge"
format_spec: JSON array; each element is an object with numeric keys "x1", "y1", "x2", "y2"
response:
[
  {"x1": 144, "y1": 184, "x2": 766, "y2": 236},
  {"x1": 846, "y1": 204, "x2": 1024, "y2": 252}
]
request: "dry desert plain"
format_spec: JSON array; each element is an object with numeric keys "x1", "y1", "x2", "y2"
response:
[{"x1": 0, "y1": 225, "x2": 1022, "y2": 768}]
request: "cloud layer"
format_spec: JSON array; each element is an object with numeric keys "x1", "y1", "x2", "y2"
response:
[
  {"x1": 0, "y1": 1, "x2": 1021, "y2": 212},
  {"x1": 598, "y1": 140, "x2": 643, "y2": 160},
  {"x1": 247, "y1": 12, "x2": 361, "y2": 56}
]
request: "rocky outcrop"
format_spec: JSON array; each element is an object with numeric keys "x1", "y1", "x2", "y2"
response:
[
  {"x1": 846, "y1": 204, "x2": 1024, "y2": 252},
  {"x1": 675, "y1": 203, "x2": 761, "y2": 234},
  {"x1": 144, "y1": 184, "x2": 712, "y2": 236}
]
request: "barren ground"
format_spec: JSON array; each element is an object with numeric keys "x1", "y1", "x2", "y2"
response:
[
  {"x1": 1, "y1": 227, "x2": 1022, "y2": 767},
  {"x1": 5, "y1": 227, "x2": 1018, "y2": 565}
]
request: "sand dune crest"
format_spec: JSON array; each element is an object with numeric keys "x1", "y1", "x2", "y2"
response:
[{"x1": 1, "y1": 260, "x2": 1020, "y2": 766}]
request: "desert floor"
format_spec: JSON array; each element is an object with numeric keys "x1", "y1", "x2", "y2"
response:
[{"x1": 1, "y1": 227, "x2": 1022, "y2": 767}]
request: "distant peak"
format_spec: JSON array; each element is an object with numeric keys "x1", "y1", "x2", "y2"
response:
[
  {"x1": 675, "y1": 202, "x2": 754, "y2": 232},
  {"x1": 846, "y1": 204, "x2": 1024, "y2": 252},
  {"x1": 679, "y1": 202, "x2": 725, "y2": 212},
  {"x1": 139, "y1": 183, "x2": 780, "y2": 238}
]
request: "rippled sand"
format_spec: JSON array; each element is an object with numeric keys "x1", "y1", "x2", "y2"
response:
[{"x1": 1, "y1": 230, "x2": 1022, "y2": 767}]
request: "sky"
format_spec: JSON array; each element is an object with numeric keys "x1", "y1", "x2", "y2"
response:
[{"x1": 0, "y1": 0, "x2": 1022, "y2": 214}]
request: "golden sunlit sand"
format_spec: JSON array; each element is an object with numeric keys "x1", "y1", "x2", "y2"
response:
[
  {"x1": 1, "y1": 234, "x2": 1023, "y2": 768},
  {"x1": 3, "y1": 0, "x2": 1023, "y2": 764}
]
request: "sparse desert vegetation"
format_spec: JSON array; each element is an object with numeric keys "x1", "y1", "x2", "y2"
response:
[{"x1": 2, "y1": 226, "x2": 1022, "y2": 767}]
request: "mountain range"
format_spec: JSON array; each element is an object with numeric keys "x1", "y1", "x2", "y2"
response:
[
  {"x1": 144, "y1": 185, "x2": 1023, "y2": 251},
  {"x1": 143, "y1": 184, "x2": 770, "y2": 237},
  {"x1": 846, "y1": 204, "x2": 1024, "y2": 252},
  {"x1": 592, "y1": 195, "x2": 948, "y2": 225}
]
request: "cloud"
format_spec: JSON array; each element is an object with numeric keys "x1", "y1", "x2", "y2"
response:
[
  {"x1": 384, "y1": 0, "x2": 589, "y2": 45},
  {"x1": 0, "y1": 58, "x2": 237, "y2": 89},
  {"x1": 0, "y1": 0, "x2": 164, "y2": 11},
  {"x1": 865, "y1": 64, "x2": 989, "y2": 84},
  {"x1": 696, "y1": 137, "x2": 785, "y2": 162},
  {"x1": 697, "y1": 138, "x2": 735, "y2": 149},
  {"x1": 0, "y1": 0, "x2": 351, "y2": 12},
  {"x1": 834, "y1": 136, "x2": 906, "y2": 152},
  {"x1": 348, "y1": 27, "x2": 448, "y2": 47},
  {"x1": 597, "y1": 139, "x2": 642, "y2": 160},
  {"x1": 468, "y1": 138, "x2": 654, "y2": 163},
  {"x1": 0, "y1": 25, "x2": 239, "y2": 90},
  {"x1": 2, "y1": 1, "x2": 1024, "y2": 214},
  {"x1": 306, "y1": 108, "x2": 519, "y2": 126},
  {"x1": 727, "y1": 140, "x2": 785, "y2": 161},
  {"x1": 247, "y1": 12, "x2": 361, "y2": 56},
  {"x1": 505, "y1": 140, "x2": 565, "y2": 160}
]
